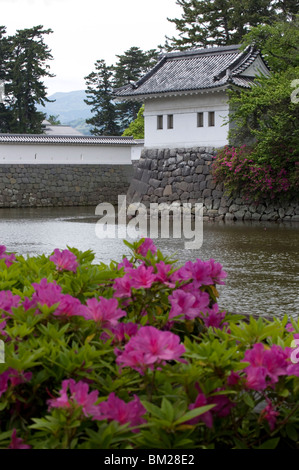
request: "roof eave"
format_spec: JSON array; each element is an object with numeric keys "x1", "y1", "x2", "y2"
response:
[{"x1": 114, "y1": 85, "x2": 231, "y2": 102}]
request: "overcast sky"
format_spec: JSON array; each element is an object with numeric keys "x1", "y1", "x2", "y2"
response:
[{"x1": 1, "y1": 0, "x2": 181, "y2": 96}]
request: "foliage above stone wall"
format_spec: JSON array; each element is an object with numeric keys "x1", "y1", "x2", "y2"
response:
[{"x1": 127, "y1": 147, "x2": 299, "y2": 222}]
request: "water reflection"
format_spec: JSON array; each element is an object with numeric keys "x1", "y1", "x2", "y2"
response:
[{"x1": 0, "y1": 206, "x2": 298, "y2": 319}]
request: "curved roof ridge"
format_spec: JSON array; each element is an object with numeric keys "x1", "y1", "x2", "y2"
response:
[
  {"x1": 113, "y1": 44, "x2": 270, "y2": 99},
  {"x1": 161, "y1": 44, "x2": 243, "y2": 60}
]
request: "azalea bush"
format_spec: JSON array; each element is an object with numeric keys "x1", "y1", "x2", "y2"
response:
[
  {"x1": 212, "y1": 145, "x2": 298, "y2": 202},
  {"x1": 1, "y1": 240, "x2": 299, "y2": 449}
]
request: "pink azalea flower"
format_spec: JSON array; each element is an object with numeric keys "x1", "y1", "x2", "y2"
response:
[
  {"x1": 0, "y1": 370, "x2": 10, "y2": 397},
  {"x1": 0, "y1": 245, "x2": 16, "y2": 268},
  {"x1": 8, "y1": 369, "x2": 32, "y2": 387},
  {"x1": 188, "y1": 390, "x2": 213, "y2": 428},
  {"x1": 101, "y1": 322, "x2": 139, "y2": 344},
  {"x1": 169, "y1": 289, "x2": 197, "y2": 320},
  {"x1": 117, "y1": 258, "x2": 133, "y2": 271},
  {"x1": 259, "y1": 399, "x2": 279, "y2": 431},
  {"x1": 8, "y1": 429, "x2": 31, "y2": 449},
  {"x1": 171, "y1": 258, "x2": 227, "y2": 288},
  {"x1": 190, "y1": 259, "x2": 214, "y2": 287},
  {"x1": 206, "y1": 259, "x2": 228, "y2": 285},
  {"x1": 82, "y1": 297, "x2": 126, "y2": 327},
  {"x1": 0, "y1": 368, "x2": 32, "y2": 398},
  {"x1": 0, "y1": 290, "x2": 21, "y2": 314},
  {"x1": 52, "y1": 294, "x2": 86, "y2": 318},
  {"x1": 113, "y1": 274, "x2": 133, "y2": 298},
  {"x1": 210, "y1": 389, "x2": 235, "y2": 417},
  {"x1": 227, "y1": 371, "x2": 241, "y2": 386},
  {"x1": 286, "y1": 362, "x2": 299, "y2": 376},
  {"x1": 93, "y1": 392, "x2": 146, "y2": 431},
  {"x1": 49, "y1": 248, "x2": 79, "y2": 273},
  {"x1": 32, "y1": 278, "x2": 62, "y2": 308},
  {"x1": 262, "y1": 345, "x2": 289, "y2": 383},
  {"x1": 187, "y1": 386, "x2": 234, "y2": 428},
  {"x1": 286, "y1": 323, "x2": 295, "y2": 332},
  {"x1": 154, "y1": 261, "x2": 175, "y2": 287},
  {"x1": 170, "y1": 259, "x2": 213, "y2": 287},
  {"x1": 0, "y1": 319, "x2": 7, "y2": 336},
  {"x1": 169, "y1": 288, "x2": 210, "y2": 321},
  {"x1": 116, "y1": 326, "x2": 185, "y2": 374},
  {"x1": 23, "y1": 297, "x2": 37, "y2": 312},
  {"x1": 48, "y1": 379, "x2": 99, "y2": 418},
  {"x1": 243, "y1": 343, "x2": 289, "y2": 390},
  {"x1": 201, "y1": 304, "x2": 226, "y2": 329},
  {"x1": 128, "y1": 265, "x2": 156, "y2": 289},
  {"x1": 136, "y1": 238, "x2": 157, "y2": 257}
]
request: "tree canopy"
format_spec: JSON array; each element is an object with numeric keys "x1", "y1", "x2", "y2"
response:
[
  {"x1": 122, "y1": 105, "x2": 144, "y2": 139},
  {"x1": 113, "y1": 47, "x2": 158, "y2": 132},
  {"x1": 163, "y1": 0, "x2": 298, "y2": 50},
  {"x1": 0, "y1": 25, "x2": 54, "y2": 134},
  {"x1": 84, "y1": 60, "x2": 120, "y2": 136},
  {"x1": 84, "y1": 47, "x2": 158, "y2": 136}
]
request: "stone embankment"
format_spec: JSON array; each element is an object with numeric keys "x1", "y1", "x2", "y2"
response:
[
  {"x1": 128, "y1": 147, "x2": 299, "y2": 222},
  {"x1": 0, "y1": 164, "x2": 133, "y2": 207}
]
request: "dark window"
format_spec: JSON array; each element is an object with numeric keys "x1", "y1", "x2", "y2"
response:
[
  {"x1": 167, "y1": 114, "x2": 173, "y2": 129},
  {"x1": 157, "y1": 115, "x2": 163, "y2": 130},
  {"x1": 197, "y1": 112, "x2": 204, "y2": 127},
  {"x1": 208, "y1": 111, "x2": 215, "y2": 127}
]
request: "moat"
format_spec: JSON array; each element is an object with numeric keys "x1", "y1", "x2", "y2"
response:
[{"x1": 0, "y1": 206, "x2": 298, "y2": 319}]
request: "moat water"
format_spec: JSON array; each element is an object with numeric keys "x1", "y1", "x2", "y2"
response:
[{"x1": 0, "y1": 206, "x2": 298, "y2": 319}]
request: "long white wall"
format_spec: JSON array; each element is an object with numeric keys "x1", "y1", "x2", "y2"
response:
[
  {"x1": 143, "y1": 91, "x2": 229, "y2": 148},
  {"x1": 0, "y1": 143, "x2": 135, "y2": 164}
]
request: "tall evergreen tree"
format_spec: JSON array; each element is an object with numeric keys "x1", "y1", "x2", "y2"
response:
[
  {"x1": 274, "y1": 0, "x2": 299, "y2": 21},
  {"x1": 5, "y1": 26, "x2": 54, "y2": 133},
  {"x1": 0, "y1": 26, "x2": 13, "y2": 132},
  {"x1": 162, "y1": 0, "x2": 294, "y2": 51},
  {"x1": 113, "y1": 47, "x2": 158, "y2": 131},
  {"x1": 84, "y1": 60, "x2": 120, "y2": 136}
]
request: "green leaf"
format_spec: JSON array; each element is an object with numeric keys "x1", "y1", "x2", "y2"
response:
[
  {"x1": 161, "y1": 398, "x2": 174, "y2": 422},
  {"x1": 286, "y1": 424, "x2": 298, "y2": 442},
  {"x1": 242, "y1": 393, "x2": 255, "y2": 408},
  {"x1": 256, "y1": 438, "x2": 280, "y2": 449},
  {"x1": 174, "y1": 405, "x2": 215, "y2": 425}
]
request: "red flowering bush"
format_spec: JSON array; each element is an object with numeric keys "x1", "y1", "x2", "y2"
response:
[
  {"x1": 1, "y1": 241, "x2": 299, "y2": 449},
  {"x1": 212, "y1": 145, "x2": 298, "y2": 202}
]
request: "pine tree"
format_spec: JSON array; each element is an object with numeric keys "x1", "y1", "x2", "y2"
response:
[
  {"x1": 162, "y1": 0, "x2": 292, "y2": 51},
  {"x1": 84, "y1": 60, "x2": 120, "y2": 136},
  {"x1": 5, "y1": 26, "x2": 54, "y2": 133},
  {"x1": 0, "y1": 26, "x2": 13, "y2": 132},
  {"x1": 113, "y1": 47, "x2": 158, "y2": 132}
]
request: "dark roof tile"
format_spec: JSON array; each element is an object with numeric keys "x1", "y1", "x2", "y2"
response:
[
  {"x1": 0, "y1": 134, "x2": 136, "y2": 145},
  {"x1": 114, "y1": 45, "x2": 268, "y2": 99}
]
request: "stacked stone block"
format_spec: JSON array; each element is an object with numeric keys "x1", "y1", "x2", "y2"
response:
[
  {"x1": 0, "y1": 164, "x2": 133, "y2": 207},
  {"x1": 127, "y1": 147, "x2": 299, "y2": 222}
]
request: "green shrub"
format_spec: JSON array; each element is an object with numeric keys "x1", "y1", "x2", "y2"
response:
[{"x1": 1, "y1": 240, "x2": 299, "y2": 449}]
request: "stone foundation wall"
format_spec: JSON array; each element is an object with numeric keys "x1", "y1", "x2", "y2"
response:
[
  {"x1": 127, "y1": 147, "x2": 299, "y2": 222},
  {"x1": 0, "y1": 164, "x2": 133, "y2": 208}
]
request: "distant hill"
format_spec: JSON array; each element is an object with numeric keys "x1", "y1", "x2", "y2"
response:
[{"x1": 37, "y1": 90, "x2": 93, "y2": 134}]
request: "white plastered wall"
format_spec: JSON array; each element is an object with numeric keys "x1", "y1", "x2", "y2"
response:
[
  {"x1": 143, "y1": 91, "x2": 229, "y2": 148},
  {"x1": 0, "y1": 144, "x2": 133, "y2": 164}
]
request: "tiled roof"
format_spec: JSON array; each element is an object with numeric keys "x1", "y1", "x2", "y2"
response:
[
  {"x1": 0, "y1": 134, "x2": 136, "y2": 145},
  {"x1": 114, "y1": 45, "x2": 267, "y2": 99}
]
